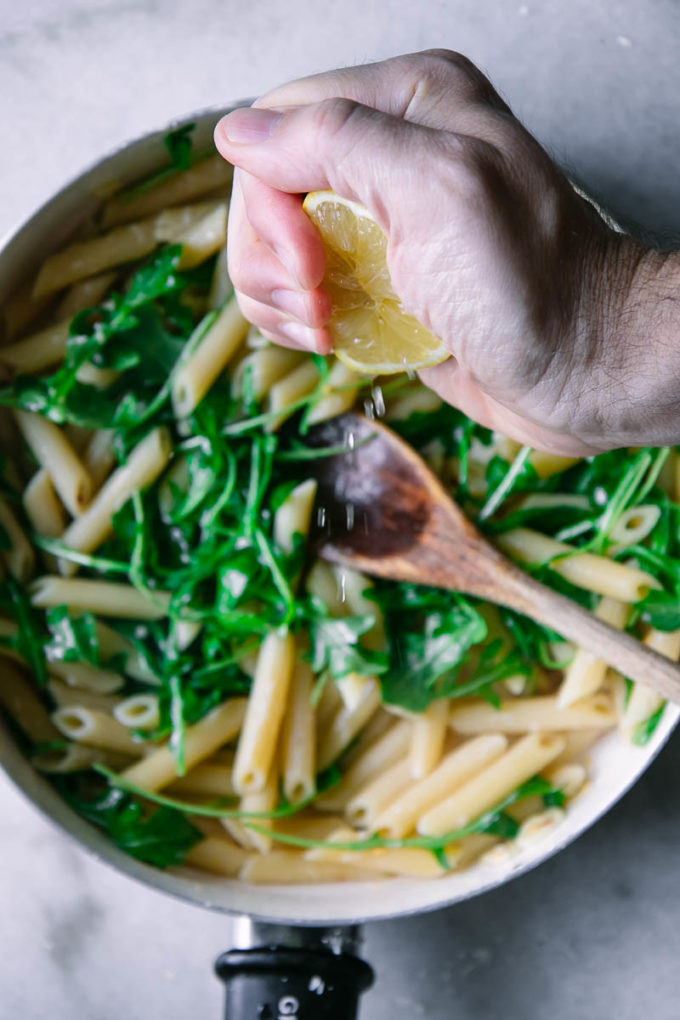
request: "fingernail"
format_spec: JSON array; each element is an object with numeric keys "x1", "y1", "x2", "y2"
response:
[
  {"x1": 218, "y1": 108, "x2": 282, "y2": 144},
  {"x1": 279, "y1": 320, "x2": 320, "y2": 351},
  {"x1": 271, "y1": 288, "x2": 308, "y2": 320}
]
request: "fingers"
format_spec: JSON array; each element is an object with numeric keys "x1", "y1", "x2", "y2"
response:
[
  {"x1": 236, "y1": 291, "x2": 333, "y2": 353},
  {"x1": 216, "y1": 99, "x2": 456, "y2": 219},
  {"x1": 238, "y1": 172, "x2": 326, "y2": 290},
  {"x1": 254, "y1": 49, "x2": 510, "y2": 129},
  {"x1": 227, "y1": 169, "x2": 331, "y2": 350}
]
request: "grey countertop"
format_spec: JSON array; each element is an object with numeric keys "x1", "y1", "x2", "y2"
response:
[{"x1": 2, "y1": 2, "x2": 680, "y2": 1017}]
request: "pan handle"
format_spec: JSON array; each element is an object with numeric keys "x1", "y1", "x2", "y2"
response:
[{"x1": 215, "y1": 919, "x2": 374, "y2": 1019}]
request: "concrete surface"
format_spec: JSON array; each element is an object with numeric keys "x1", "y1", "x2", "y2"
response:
[{"x1": 2, "y1": 1, "x2": 680, "y2": 1017}]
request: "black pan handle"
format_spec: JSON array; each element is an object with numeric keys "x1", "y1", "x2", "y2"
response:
[{"x1": 215, "y1": 920, "x2": 374, "y2": 1020}]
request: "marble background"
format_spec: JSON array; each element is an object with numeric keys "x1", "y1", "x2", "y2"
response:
[{"x1": 2, "y1": 1, "x2": 680, "y2": 1017}]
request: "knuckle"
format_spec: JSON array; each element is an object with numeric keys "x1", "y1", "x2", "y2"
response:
[
  {"x1": 409, "y1": 49, "x2": 504, "y2": 108},
  {"x1": 313, "y1": 96, "x2": 362, "y2": 138}
]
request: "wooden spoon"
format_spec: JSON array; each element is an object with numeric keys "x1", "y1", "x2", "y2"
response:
[{"x1": 306, "y1": 411, "x2": 680, "y2": 705}]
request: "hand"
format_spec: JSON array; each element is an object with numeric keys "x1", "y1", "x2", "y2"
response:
[{"x1": 215, "y1": 50, "x2": 671, "y2": 455}]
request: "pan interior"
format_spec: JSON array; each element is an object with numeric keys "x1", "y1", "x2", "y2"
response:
[{"x1": 0, "y1": 106, "x2": 677, "y2": 925}]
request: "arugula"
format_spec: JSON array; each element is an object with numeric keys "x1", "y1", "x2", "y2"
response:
[
  {"x1": 164, "y1": 123, "x2": 196, "y2": 170},
  {"x1": 632, "y1": 704, "x2": 666, "y2": 746},
  {"x1": 45, "y1": 607, "x2": 99, "y2": 665},
  {"x1": 308, "y1": 612, "x2": 389, "y2": 680},
  {"x1": 59, "y1": 777, "x2": 202, "y2": 867},
  {"x1": 376, "y1": 589, "x2": 488, "y2": 711},
  {"x1": 0, "y1": 577, "x2": 48, "y2": 685},
  {"x1": 636, "y1": 589, "x2": 680, "y2": 632}
]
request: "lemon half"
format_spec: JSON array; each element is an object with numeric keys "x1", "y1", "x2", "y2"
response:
[{"x1": 302, "y1": 190, "x2": 450, "y2": 375}]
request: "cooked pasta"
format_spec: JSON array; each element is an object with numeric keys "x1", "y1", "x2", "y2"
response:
[{"x1": 1, "y1": 126, "x2": 678, "y2": 888}]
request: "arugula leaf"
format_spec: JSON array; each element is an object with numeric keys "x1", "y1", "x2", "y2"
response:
[
  {"x1": 308, "y1": 613, "x2": 388, "y2": 680},
  {"x1": 381, "y1": 601, "x2": 487, "y2": 711},
  {"x1": 637, "y1": 588, "x2": 680, "y2": 631},
  {"x1": 45, "y1": 607, "x2": 99, "y2": 665},
  {"x1": 59, "y1": 777, "x2": 201, "y2": 867},
  {"x1": 164, "y1": 123, "x2": 195, "y2": 170},
  {"x1": 479, "y1": 448, "x2": 537, "y2": 521},
  {"x1": 632, "y1": 704, "x2": 666, "y2": 746},
  {"x1": 0, "y1": 577, "x2": 48, "y2": 685}
]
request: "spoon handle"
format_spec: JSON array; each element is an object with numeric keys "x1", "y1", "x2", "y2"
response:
[{"x1": 489, "y1": 558, "x2": 680, "y2": 703}]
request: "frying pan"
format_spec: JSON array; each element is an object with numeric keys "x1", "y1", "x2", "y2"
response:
[{"x1": 0, "y1": 105, "x2": 677, "y2": 1019}]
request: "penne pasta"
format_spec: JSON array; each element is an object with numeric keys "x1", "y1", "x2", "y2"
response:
[
  {"x1": 113, "y1": 693, "x2": 160, "y2": 730},
  {"x1": 52, "y1": 705, "x2": 142, "y2": 755},
  {"x1": 305, "y1": 825, "x2": 448, "y2": 878},
  {"x1": 345, "y1": 757, "x2": 413, "y2": 828},
  {"x1": 314, "y1": 719, "x2": 412, "y2": 813},
  {"x1": 232, "y1": 760, "x2": 279, "y2": 854},
  {"x1": 185, "y1": 836, "x2": 250, "y2": 877},
  {"x1": 240, "y1": 850, "x2": 375, "y2": 884},
  {"x1": 102, "y1": 154, "x2": 233, "y2": 227},
  {"x1": 167, "y1": 761, "x2": 235, "y2": 799},
  {"x1": 266, "y1": 360, "x2": 321, "y2": 430},
  {"x1": 495, "y1": 527, "x2": 660, "y2": 602},
  {"x1": 317, "y1": 675, "x2": 381, "y2": 770},
  {"x1": 331, "y1": 566, "x2": 385, "y2": 651},
  {"x1": 23, "y1": 471, "x2": 67, "y2": 548},
  {"x1": 0, "y1": 659, "x2": 61, "y2": 743},
  {"x1": 172, "y1": 296, "x2": 248, "y2": 418},
  {"x1": 32, "y1": 743, "x2": 133, "y2": 774},
  {"x1": 55, "y1": 271, "x2": 118, "y2": 321},
  {"x1": 0, "y1": 319, "x2": 71, "y2": 373},
  {"x1": 281, "y1": 652, "x2": 316, "y2": 805},
  {"x1": 47, "y1": 678, "x2": 119, "y2": 714},
  {"x1": 82, "y1": 429, "x2": 117, "y2": 491},
  {"x1": 31, "y1": 576, "x2": 171, "y2": 620},
  {"x1": 621, "y1": 627, "x2": 680, "y2": 735},
  {"x1": 233, "y1": 345, "x2": 304, "y2": 401},
  {"x1": 233, "y1": 630, "x2": 295, "y2": 794},
  {"x1": 207, "y1": 244, "x2": 231, "y2": 311},
  {"x1": 409, "y1": 698, "x2": 450, "y2": 779},
  {"x1": 418, "y1": 733, "x2": 566, "y2": 836},
  {"x1": 119, "y1": 697, "x2": 247, "y2": 792},
  {"x1": 0, "y1": 496, "x2": 35, "y2": 582},
  {"x1": 13, "y1": 410, "x2": 92, "y2": 516},
  {"x1": 46, "y1": 659, "x2": 125, "y2": 693},
  {"x1": 374, "y1": 734, "x2": 509, "y2": 838},
  {"x1": 557, "y1": 596, "x2": 629, "y2": 708},
  {"x1": 58, "y1": 427, "x2": 172, "y2": 575},
  {"x1": 273, "y1": 479, "x2": 317, "y2": 557},
  {"x1": 449, "y1": 694, "x2": 616, "y2": 734},
  {"x1": 176, "y1": 203, "x2": 228, "y2": 269},
  {"x1": 305, "y1": 360, "x2": 364, "y2": 425}
]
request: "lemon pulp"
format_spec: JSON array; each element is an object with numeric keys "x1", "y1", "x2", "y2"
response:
[{"x1": 302, "y1": 190, "x2": 450, "y2": 375}]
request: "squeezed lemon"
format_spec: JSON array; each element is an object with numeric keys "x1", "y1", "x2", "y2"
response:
[{"x1": 303, "y1": 190, "x2": 450, "y2": 375}]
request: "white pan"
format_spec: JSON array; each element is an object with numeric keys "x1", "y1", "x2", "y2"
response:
[{"x1": 1, "y1": 106, "x2": 677, "y2": 1019}]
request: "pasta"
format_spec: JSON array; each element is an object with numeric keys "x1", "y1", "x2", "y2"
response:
[{"x1": 1, "y1": 125, "x2": 677, "y2": 889}]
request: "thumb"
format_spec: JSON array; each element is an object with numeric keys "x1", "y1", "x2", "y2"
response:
[{"x1": 214, "y1": 99, "x2": 451, "y2": 217}]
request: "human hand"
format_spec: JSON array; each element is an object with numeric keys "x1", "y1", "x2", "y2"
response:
[{"x1": 215, "y1": 50, "x2": 668, "y2": 456}]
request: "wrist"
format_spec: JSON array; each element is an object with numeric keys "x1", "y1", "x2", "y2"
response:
[{"x1": 577, "y1": 226, "x2": 680, "y2": 446}]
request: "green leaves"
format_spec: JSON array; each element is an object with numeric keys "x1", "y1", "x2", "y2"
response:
[
  {"x1": 377, "y1": 591, "x2": 488, "y2": 711},
  {"x1": 60, "y1": 778, "x2": 202, "y2": 867},
  {"x1": 164, "y1": 123, "x2": 196, "y2": 171},
  {"x1": 0, "y1": 577, "x2": 48, "y2": 685},
  {"x1": 45, "y1": 608, "x2": 99, "y2": 665},
  {"x1": 637, "y1": 589, "x2": 680, "y2": 632},
  {"x1": 308, "y1": 612, "x2": 389, "y2": 680}
]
